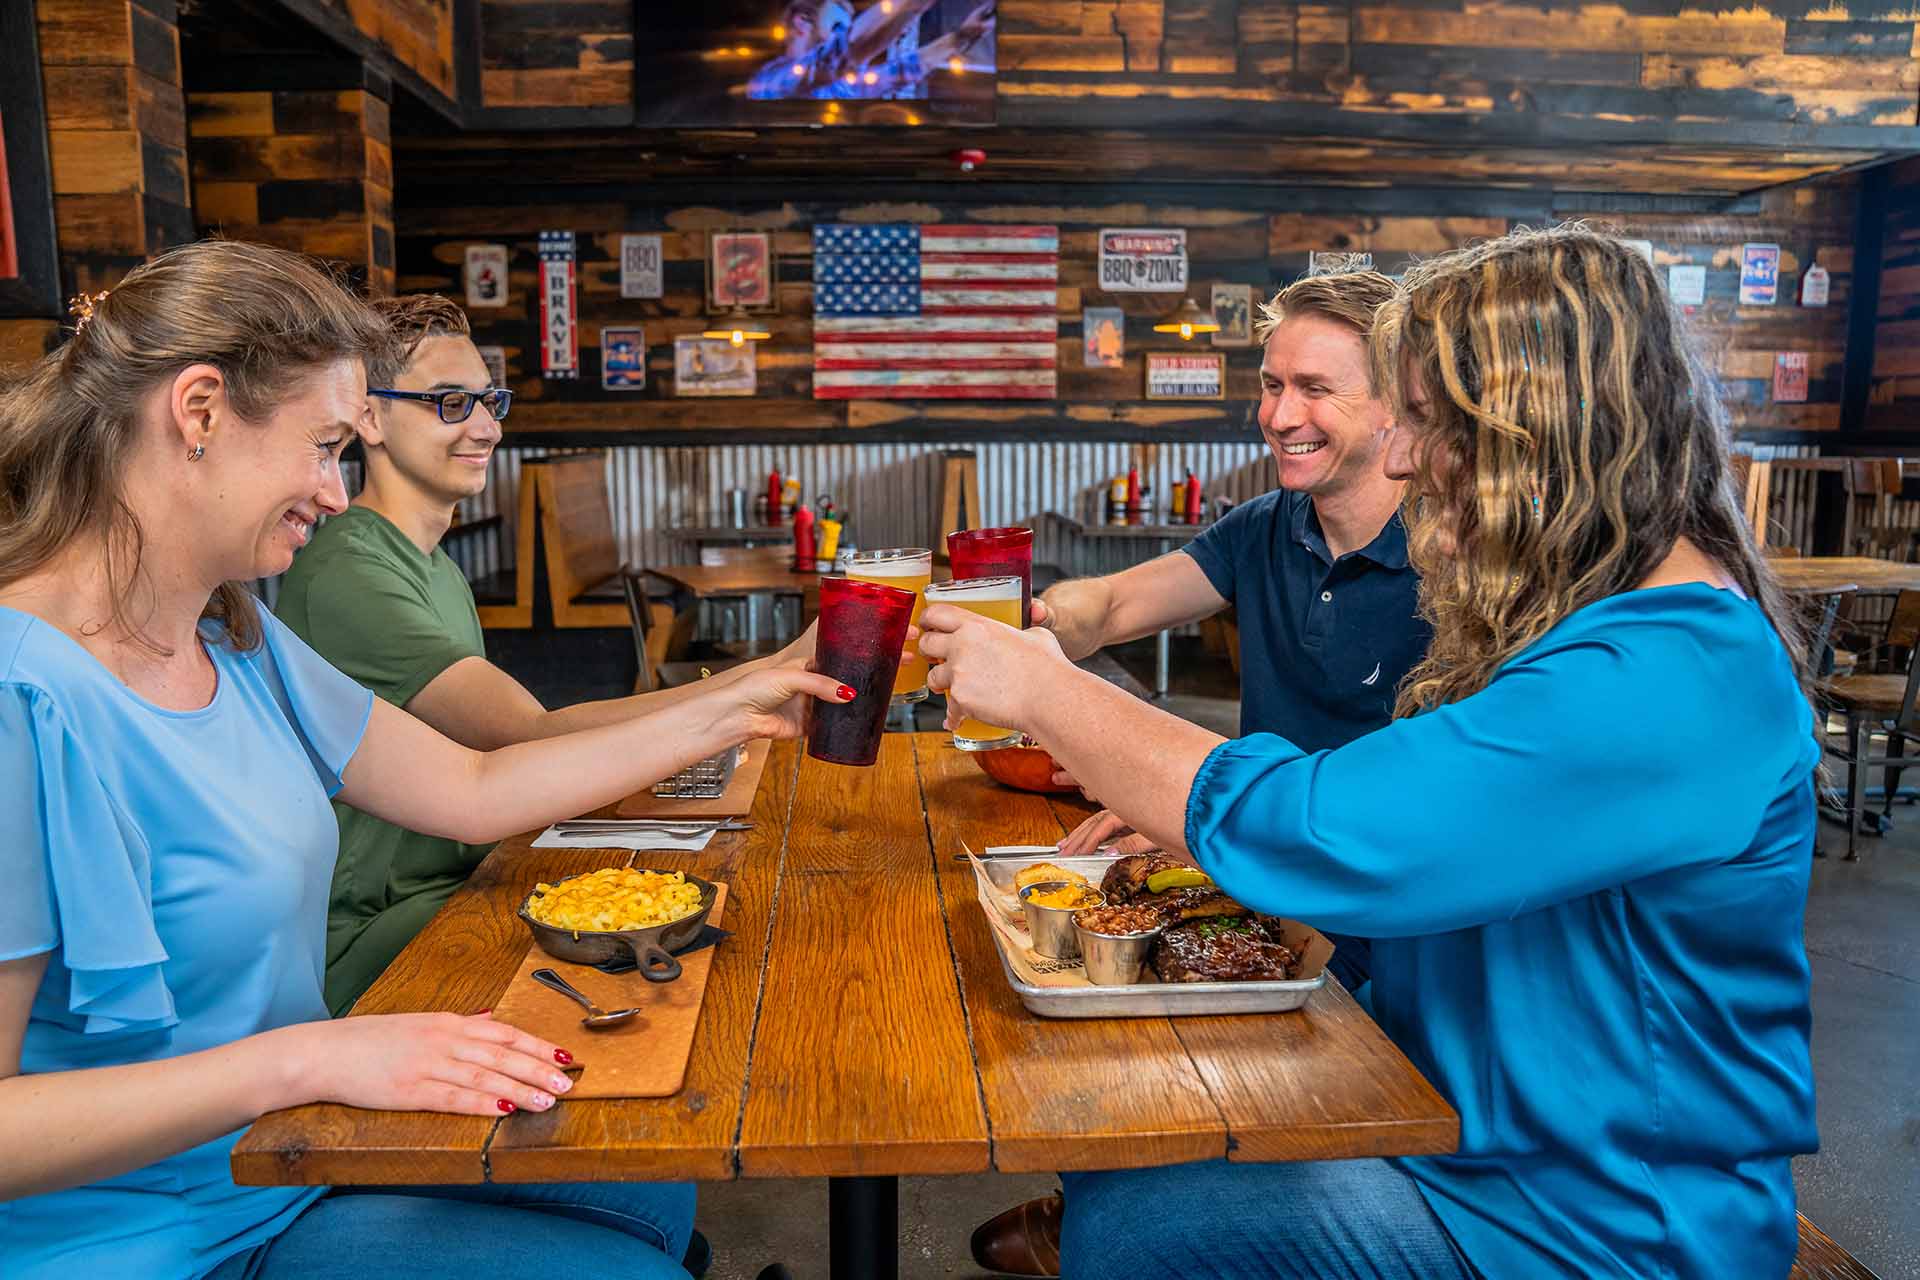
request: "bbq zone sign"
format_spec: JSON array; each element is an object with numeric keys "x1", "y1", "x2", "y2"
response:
[{"x1": 1098, "y1": 228, "x2": 1188, "y2": 292}]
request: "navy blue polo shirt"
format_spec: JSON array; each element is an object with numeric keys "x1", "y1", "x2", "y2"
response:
[{"x1": 1184, "y1": 489, "x2": 1429, "y2": 750}]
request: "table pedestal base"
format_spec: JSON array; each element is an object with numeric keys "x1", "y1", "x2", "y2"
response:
[{"x1": 829, "y1": 1175, "x2": 899, "y2": 1280}]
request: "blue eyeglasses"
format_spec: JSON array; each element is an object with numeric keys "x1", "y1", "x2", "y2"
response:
[{"x1": 368, "y1": 387, "x2": 512, "y2": 424}]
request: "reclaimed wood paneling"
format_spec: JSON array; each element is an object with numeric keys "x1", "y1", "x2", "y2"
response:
[
  {"x1": 1868, "y1": 156, "x2": 1920, "y2": 427},
  {"x1": 394, "y1": 171, "x2": 1860, "y2": 439},
  {"x1": 296, "y1": 0, "x2": 456, "y2": 101},
  {"x1": 994, "y1": 0, "x2": 1920, "y2": 135},
  {"x1": 34, "y1": 0, "x2": 192, "y2": 296},
  {"x1": 479, "y1": 0, "x2": 633, "y2": 111},
  {"x1": 189, "y1": 86, "x2": 397, "y2": 295}
]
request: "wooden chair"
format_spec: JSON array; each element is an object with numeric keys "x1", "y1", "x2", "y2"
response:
[
  {"x1": 620, "y1": 566, "x2": 743, "y2": 692},
  {"x1": 1791, "y1": 1211, "x2": 1881, "y2": 1278},
  {"x1": 1734, "y1": 453, "x2": 1772, "y2": 547},
  {"x1": 1821, "y1": 588, "x2": 1920, "y2": 858},
  {"x1": 475, "y1": 455, "x2": 627, "y2": 631}
]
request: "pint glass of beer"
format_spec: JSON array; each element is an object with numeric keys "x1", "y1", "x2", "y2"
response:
[
  {"x1": 946, "y1": 527, "x2": 1034, "y2": 628},
  {"x1": 846, "y1": 547, "x2": 932, "y2": 703},
  {"x1": 922, "y1": 575, "x2": 1024, "y2": 752},
  {"x1": 807, "y1": 577, "x2": 916, "y2": 767}
]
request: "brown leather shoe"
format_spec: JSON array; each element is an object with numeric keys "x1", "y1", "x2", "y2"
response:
[{"x1": 970, "y1": 1192, "x2": 1064, "y2": 1277}]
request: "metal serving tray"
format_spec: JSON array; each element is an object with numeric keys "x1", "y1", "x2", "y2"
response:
[{"x1": 973, "y1": 849, "x2": 1330, "y2": 1020}]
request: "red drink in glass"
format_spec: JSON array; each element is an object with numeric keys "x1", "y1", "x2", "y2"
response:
[
  {"x1": 946, "y1": 527, "x2": 1034, "y2": 628},
  {"x1": 807, "y1": 576, "x2": 916, "y2": 766}
]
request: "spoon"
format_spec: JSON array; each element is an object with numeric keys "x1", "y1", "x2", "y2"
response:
[{"x1": 529, "y1": 968, "x2": 643, "y2": 1030}]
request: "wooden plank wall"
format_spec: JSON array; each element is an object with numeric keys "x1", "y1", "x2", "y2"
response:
[
  {"x1": 396, "y1": 180, "x2": 1857, "y2": 437},
  {"x1": 479, "y1": 0, "x2": 633, "y2": 110},
  {"x1": 305, "y1": 0, "x2": 457, "y2": 102},
  {"x1": 189, "y1": 85, "x2": 397, "y2": 296},
  {"x1": 480, "y1": 0, "x2": 1920, "y2": 134},
  {"x1": 995, "y1": 0, "x2": 1920, "y2": 129},
  {"x1": 34, "y1": 0, "x2": 194, "y2": 296},
  {"x1": 1870, "y1": 155, "x2": 1920, "y2": 428}
]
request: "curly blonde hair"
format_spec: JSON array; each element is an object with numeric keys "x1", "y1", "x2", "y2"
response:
[{"x1": 1368, "y1": 223, "x2": 1804, "y2": 715}]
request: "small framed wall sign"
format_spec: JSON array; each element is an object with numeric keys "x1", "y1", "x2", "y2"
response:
[
  {"x1": 1083, "y1": 307, "x2": 1124, "y2": 368},
  {"x1": 537, "y1": 231, "x2": 578, "y2": 379},
  {"x1": 1211, "y1": 283, "x2": 1254, "y2": 347},
  {"x1": 1773, "y1": 352, "x2": 1809, "y2": 403},
  {"x1": 464, "y1": 243, "x2": 508, "y2": 309},
  {"x1": 1739, "y1": 243, "x2": 1781, "y2": 306},
  {"x1": 601, "y1": 326, "x2": 646, "y2": 391},
  {"x1": 709, "y1": 231, "x2": 774, "y2": 310},
  {"x1": 674, "y1": 336, "x2": 756, "y2": 397},
  {"x1": 1145, "y1": 351, "x2": 1225, "y2": 400},
  {"x1": 620, "y1": 234, "x2": 663, "y2": 299}
]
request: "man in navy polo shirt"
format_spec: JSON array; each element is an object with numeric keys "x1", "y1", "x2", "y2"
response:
[
  {"x1": 968, "y1": 269, "x2": 1429, "y2": 1279},
  {"x1": 1046, "y1": 269, "x2": 1425, "y2": 851}
]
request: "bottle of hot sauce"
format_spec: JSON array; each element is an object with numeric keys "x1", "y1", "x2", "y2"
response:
[
  {"x1": 793, "y1": 502, "x2": 817, "y2": 572},
  {"x1": 1125, "y1": 464, "x2": 1142, "y2": 523},
  {"x1": 767, "y1": 469, "x2": 783, "y2": 527},
  {"x1": 1183, "y1": 469, "x2": 1202, "y2": 524}
]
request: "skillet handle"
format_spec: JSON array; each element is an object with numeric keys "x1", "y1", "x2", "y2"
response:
[{"x1": 630, "y1": 940, "x2": 682, "y2": 983}]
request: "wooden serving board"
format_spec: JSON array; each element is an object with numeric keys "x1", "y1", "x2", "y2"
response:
[
  {"x1": 489, "y1": 885, "x2": 727, "y2": 1099},
  {"x1": 614, "y1": 739, "x2": 771, "y2": 819}
]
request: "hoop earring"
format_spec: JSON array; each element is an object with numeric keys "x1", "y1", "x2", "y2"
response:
[{"x1": 187, "y1": 442, "x2": 205, "y2": 463}]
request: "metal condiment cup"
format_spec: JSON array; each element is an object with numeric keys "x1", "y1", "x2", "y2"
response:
[
  {"x1": 1074, "y1": 918, "x2": 1168, "y2": 986},
  {"x1": 1018, "y1": 881, "x2": 1103, "y2": 960}
]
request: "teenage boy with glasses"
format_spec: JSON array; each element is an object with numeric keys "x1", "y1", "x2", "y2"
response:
[{"x1": 276, "y1": 295, "x2": 814, "y2": 1015}]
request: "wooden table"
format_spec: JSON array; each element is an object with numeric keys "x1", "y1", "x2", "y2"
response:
[
  {"x1": 646, "y1": 562, "x2": 824, "y2": 650},
  {"x1": 1772, "y1": 556, "x2": 1920, "y2": 595},
  {"x1": 234, "y1": 736, "x2": 1458, "y2": 1278}
]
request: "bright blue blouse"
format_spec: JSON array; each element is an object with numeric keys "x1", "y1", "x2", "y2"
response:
[
  {"x1": 1186, "y1": 585, "x2": 1819, "y2": 1279},
  {"x1": 0, "y1": 605, "x2": 373, "y2": 1280}
]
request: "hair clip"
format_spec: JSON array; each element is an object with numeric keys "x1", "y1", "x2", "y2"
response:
[{"x1": 67, "y1": 290, "x2": 110, "y2": 332}]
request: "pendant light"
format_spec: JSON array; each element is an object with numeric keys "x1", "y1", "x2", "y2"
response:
[
  {"x1": 703, "y1": 303, "x2": 772, "y2": 347},
  {"x1": 1152, "y1": 297, "x2": 1220, "y2": 342}
]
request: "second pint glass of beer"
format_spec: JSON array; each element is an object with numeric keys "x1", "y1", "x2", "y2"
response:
[
  {"x1": 922, "y1": 575, "x2": 1024, "y2": 752},
  {"x1": 846, "y1": 547, "x2": 932, "y2": 703}
]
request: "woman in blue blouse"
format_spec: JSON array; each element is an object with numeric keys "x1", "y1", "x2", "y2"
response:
[
  {"x1": 919, "y1": 224, "x2": 1818, "y2": 1279},
  {"x1": 0, "y1": 242, "x2": 853, "y2": 1279}
]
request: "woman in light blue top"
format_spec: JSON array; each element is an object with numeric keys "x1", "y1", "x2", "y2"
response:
[
  {"x1": 919, "y1": 224, "x2": 1818, "y2": 1279},
  {"x1": 0, "y1": 242, "x2": 853, "y2": 1279}
]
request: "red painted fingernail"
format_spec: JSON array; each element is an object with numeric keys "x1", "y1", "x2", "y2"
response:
[
  {"x1": 554, "y1": 1049, "x2": 573, "y2": 1066},
  {"x1": 496, "y1": 1099, "x2": 516, "y2": 1114},
  {"x1": 473, "y1": 1008, "x2": 492, "y2": 1016},
  {"x1": 837, "y1": 684, "x2": 857, "y2": 701}
]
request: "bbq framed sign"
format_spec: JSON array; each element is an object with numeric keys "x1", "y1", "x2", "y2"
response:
[
  {"x1": 1145, "y1": 351, "x2": 1225, "y2": 400},
  {"x1": 0, "y1": 3, "x2": 61, "y2": 318}
]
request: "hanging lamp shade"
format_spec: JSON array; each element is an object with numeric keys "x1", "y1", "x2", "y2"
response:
[
  {"x1": 1152, "y1": 297, "x2": 1220, "y2": 341},
  {"x1": 702, "y1": 304, "x2": 772, "y2": 347}
]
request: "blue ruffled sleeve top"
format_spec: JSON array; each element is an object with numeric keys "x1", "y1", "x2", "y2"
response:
[
  {"x1": 1186, "y1": 585, "x2": 1819, "y2": 1279},
  {"x1": 0, "y1": 605, "x2": 374, "y2": 1280}
]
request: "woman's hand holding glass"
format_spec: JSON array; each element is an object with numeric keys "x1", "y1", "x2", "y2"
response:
[
  {"x1": 720, "y1": 665, "x2": 855, "y2": 742},
  {"x1": 918, "y1": 601, "x2": 1068, "y2": 739}
]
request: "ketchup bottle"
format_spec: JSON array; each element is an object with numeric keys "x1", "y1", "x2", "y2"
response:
[
  {"x1": 793, "y1": 503, "x2": 817, "y2": 571},
  {"x1": 767, "y1": 469, "x2": 783, "y2": 527},
  {"x1": 1125, "y1": 464, "x2": 1141, "y2": 520},
  {"x1": 1184, "y1": 469, "x2": 1202, "y2": 524}
]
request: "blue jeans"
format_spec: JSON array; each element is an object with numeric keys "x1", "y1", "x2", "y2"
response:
[
  {"x1": 204, "y1": 1180, "x2": 696, "y2": 1279},
  {"x1": 1060, "y1": 1157, "x2": 1478, "y2": 1280}
]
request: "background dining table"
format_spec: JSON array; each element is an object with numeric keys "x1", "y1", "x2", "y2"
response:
[{"x1": 233, "y1": 735, "x2": 1459, "y2": 1279}]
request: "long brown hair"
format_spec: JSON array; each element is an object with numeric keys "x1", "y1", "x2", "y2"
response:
[
  {"x1": 1369, "y1": 223, "x2": 1804, "y2": 715},
  {"x1": 0, "y1": 240, "x2": 387, "y2": 650}
]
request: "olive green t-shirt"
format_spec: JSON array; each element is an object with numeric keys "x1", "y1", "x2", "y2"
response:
[{"x1": 274, "y1": 505, "x2": 492, "y2": 1015}]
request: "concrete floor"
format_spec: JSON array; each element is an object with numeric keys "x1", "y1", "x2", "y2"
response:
[{"x1": 534, "y1": 638, "x2": 1916, "y2": 1278}]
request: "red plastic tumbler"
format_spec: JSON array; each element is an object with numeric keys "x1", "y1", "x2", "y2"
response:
[
  {"x1": 807, "y1": 576, "x2": 917, "y2": 766},
  {"x1": 946, "y1": 526, "x2": 1035, "y2": 628}
]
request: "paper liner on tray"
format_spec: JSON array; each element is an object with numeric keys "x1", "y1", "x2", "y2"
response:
[{"x1": 964, "y1": 844, "x2": 1334, "y2": 990}]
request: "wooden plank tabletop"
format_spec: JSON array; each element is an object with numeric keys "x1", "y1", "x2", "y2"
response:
[
  {"x1": 1772, "y1": 556, "x2": 1920, "y2": 594},
  {"x1": 647, "y1": 563, "x2": 821, "y2": 597},
  {"x1": 233, "y1": 733, "x2": 1457, "y2": 1186}
]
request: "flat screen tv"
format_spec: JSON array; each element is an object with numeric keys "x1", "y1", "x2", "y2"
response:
[{"x1": 633, "y1": 0, "x2": 996, "y2": 127}]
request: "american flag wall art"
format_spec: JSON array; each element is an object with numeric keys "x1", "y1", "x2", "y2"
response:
[{"x1": 811, "y1": 223, "x2": 1059, "y2": 400}]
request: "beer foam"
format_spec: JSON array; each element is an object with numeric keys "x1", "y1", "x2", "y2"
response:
[
  {"x1": 926, "y1": 575, "x2": 1022, "y2": 602},
  {"x1": 849, "y1": 549, "x2": 932, "y2": 578}
]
